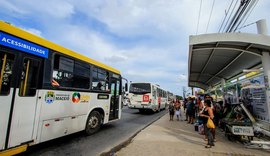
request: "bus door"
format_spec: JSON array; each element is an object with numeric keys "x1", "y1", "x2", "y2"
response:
[
  {"x1": 1, "y1": 51, "x2": 42, "y2": 148},
  {"x1": 109, "y1": 77, "x2": 120, "y2": 120},
  {"x1": 0, "y1": 51, "x2": 15, "y2": 150}
]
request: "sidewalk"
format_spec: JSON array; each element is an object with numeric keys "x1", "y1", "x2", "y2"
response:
[{"x1": 116, "y1": 113, "x2": 270, "y2": 156}]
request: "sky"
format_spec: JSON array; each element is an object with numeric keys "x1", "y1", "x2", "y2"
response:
[{"x1": 1, "y1": 0, "x2": 270, "y2": 96}]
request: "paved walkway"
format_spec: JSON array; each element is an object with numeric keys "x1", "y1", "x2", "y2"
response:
[{"x1": 116, "y1": 112, "x2": 270, "y2": 156}]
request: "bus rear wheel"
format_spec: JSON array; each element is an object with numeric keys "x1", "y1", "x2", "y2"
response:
[{"x1": 85, "y1": 111, "x2": 101, "y2": 135}]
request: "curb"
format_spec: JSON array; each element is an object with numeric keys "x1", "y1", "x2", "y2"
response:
[{"x1": 100, "y1": 111, "x2": 167, "y2": 156}]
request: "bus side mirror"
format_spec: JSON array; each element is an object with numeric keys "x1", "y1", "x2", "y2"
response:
[{"x1": 125, "y1": 83, "x2": 128, "y2": 92}]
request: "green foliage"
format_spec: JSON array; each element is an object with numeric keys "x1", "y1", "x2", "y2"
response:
[{"x1": 175, "y1": 95, "x2": 183, "y2": 100}]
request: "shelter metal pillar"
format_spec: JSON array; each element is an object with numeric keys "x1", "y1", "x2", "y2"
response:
[
  {"x1": 221, "y1": 78, "x2": 226, "y2": 106},
  {"x1": 236, "y1": 78, "x2": 239, "y2": 103},
  {"x1": 257, "y1": 19, "x2": 270, "y2": 122}
]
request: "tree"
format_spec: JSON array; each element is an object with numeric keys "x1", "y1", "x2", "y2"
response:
[{"x1": 175, "y1": 95, "x2": 183, "y2": 100}]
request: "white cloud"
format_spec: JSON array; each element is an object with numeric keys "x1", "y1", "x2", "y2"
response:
[
  {"x1": 1, "y1": 0, "x2": 269, "y2": 95},
  {"x1": 41, "y1": 1, "x2": 75, "y2": 19},
  {"x1": 0, "y1": 0, "x2": 28, "y2": 15},
  {"x1": 22, "y1": 27, "x2": 43, "y2": 37},
  {"x1": 0, "y1": 0, "x2": 74, "y2": 19},
  {"x1": 179, "y1": 74, "x2": 188, "y2": 81},
  {"x1": 104, "y1": 55, "x2": 128, "y2": 63},
  {"x1": 72, "y1": 0, "x2": 190, "y2": 37}
]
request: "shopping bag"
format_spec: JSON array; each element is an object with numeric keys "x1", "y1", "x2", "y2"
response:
[
  {"x1": 198, "y1": 124, "x2": 204, "y2": 135},
  {"x1": 206, "y1": 118, "x2": 215, "y2": 129}
]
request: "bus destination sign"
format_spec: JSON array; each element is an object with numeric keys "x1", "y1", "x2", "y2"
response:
[{"x1": 0, "y1": 32, "x2": 49, "y2": 58}]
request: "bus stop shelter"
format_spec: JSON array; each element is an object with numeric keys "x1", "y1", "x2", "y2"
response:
[
  {"x1": 187, "y1": 20, "x2": 270, "y2": 131},
  {"x1": 188, "y1": 32, "x2": 270, "y2": 90}
]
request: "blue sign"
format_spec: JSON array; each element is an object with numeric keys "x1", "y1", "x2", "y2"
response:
[{"x1": 0, "y1": 32, "x2": 49, "y2": 58}]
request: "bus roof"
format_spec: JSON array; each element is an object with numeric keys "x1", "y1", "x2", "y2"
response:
[
  {"x1": 0, "y1": 21, "x2": 120, "y2": 74},
  {"x1": 130, "y1": 82, "x2": 164, "y2": 89}
]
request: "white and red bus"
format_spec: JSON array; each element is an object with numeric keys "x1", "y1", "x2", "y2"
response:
[
  {"x1": 128, "y1": 82, "x2": 167, "y2": 112},
  {"x1": 0, "y1": 21, "x2": 124, "y2": 155}
]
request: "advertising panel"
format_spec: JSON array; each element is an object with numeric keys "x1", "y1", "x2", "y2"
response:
[{"x1": 241, "y1": 75, "x2": 270, "y2": 122}]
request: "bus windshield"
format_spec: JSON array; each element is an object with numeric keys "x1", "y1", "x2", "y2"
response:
[{"x1": 129, "y1": 83, "x2": 151, "y2": 94}]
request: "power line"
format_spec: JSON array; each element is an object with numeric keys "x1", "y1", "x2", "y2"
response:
[
  {"x1": 234, "y1": 21, "x2": 256, "y2": 31},
  {"x1": 206, "y1": 0, "x2": 216, "y2": 33},
  {"x1": 196, "y1": 0, "x2": 203, "y2": 35},
  {"x1": 224, "y1": 0, "x2": 258, "y2": 33},
  {"x1": 238, "y1": 0, "x2": 259, "y2": 31},
  {"x1": 218, "y1": 0, "x2": 234, "y2": 33},
  {"x1": 229, "y1": 0, "x2": 251, "y2": 32},
  {"x1": 222, "y1": 0, "x2": 239, "y2": 32}
]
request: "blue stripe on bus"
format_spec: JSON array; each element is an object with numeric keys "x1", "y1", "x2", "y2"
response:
[{"x1": 0, "y1": 32, "x2": 48, "y2": 58}]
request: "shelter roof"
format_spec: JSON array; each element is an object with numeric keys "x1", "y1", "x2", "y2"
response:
[{"x1": 188, "y1": 33, "x2": 270, "y2": 90}]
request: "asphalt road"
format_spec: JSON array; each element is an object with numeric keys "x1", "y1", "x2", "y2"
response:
[{"x1": 20, "y1": 106, "x2": 167, "y2": 156}]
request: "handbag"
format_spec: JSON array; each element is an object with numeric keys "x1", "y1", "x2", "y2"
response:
[{"x1": 206, "y1": 118, "x2": 215, "y2": 129}]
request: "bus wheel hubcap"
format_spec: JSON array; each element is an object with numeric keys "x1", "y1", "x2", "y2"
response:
[{"x1": 89, "y1": 116, "x2": 98, "y2": 128}]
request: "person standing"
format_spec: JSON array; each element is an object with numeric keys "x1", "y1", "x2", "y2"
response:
[
  {"x1": 199, "y1": 100, "x2": 215, "y2": 148},
  {"x1": 184, "y1": 98, "x2": 188, "y2": 121},
  {"x1": 204, "y1": 95, "x2": 216, "y2": 142},
  {"x1": 197, "y1": 97, "x2": 204, "y2": 112},
  {"x1": 187, "y1": 97, "x2": 195, "y2": 124},
  {"x1": 169, "y1": 101, "x2": 175, "y2": 121},
  {"x1": 175, "y1": 99, "x2": 182, "y2": 121}
]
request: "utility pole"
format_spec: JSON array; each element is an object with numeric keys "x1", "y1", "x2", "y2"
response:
[{"x1": 182, "y1": 86, "x2": 186, "y2": 99}]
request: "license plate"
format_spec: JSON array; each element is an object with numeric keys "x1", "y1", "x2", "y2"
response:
[{"x1": 232, "y1": 126, "x2": 254, "y2": 136}]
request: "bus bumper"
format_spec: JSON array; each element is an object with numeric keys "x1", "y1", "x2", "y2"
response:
[
  {"x1": 0, "y1": 144, "x2": 28, "y2": 156},
  {"x1": 128, "y1": 104, "x2": 154, "y2": 110}
]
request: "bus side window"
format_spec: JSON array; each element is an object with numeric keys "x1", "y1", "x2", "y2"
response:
[
  {"x1": 73, "y1": 61, "x2": 90, "y2": 89},
  {"x1": 91, "y1": 67, "x2": 109, "y2": 92},
  {"x1": 52, "y1": 55, "x2": 91, "y2": 89},
  {"x1": 0, "y1": 53, "x2": 14, "y2": 95},
  {"x1": 152, "y1": 87, "x2": 156, "y2": 98},
  {"x1": 52, "y1": 55, "x2": 74, "y2": 88}
]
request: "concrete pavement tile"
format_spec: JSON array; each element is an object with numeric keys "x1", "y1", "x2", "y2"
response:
[{"x1": 116, "y1": 112, "x2": 270, "y2": 156}]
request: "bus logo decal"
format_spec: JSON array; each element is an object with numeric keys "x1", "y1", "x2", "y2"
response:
[
  {"x1": 0, "y1": 32, "x2": 49, "y2": 58},
  {"x1": 80, "y1": 95, "x2": 90, "y2": 103},
  {"x1": 143, "y1": 95, "x2": 149, "y2": 102},
  {"x1": 72, "y1": 92, "x2": 81, "y2": 103},
  {"x1": 45, "y1": 91, "x2": 55, "y2": 104},
  {"x1": 55, "y1": 94, "x2": 70, "y2": 101}
]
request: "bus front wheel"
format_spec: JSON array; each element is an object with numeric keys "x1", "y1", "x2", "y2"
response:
[{"x1": 85, "y1": 111, "x2": 101, "y2": 135}]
